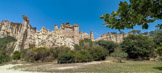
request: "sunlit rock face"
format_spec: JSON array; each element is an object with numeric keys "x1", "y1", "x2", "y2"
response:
[
  {"x1": 96, "y1": 33, "x2": 128, "y2": 43},
  {"x1": 0, "y1": 15, "x2": 94, "y2": 51}
]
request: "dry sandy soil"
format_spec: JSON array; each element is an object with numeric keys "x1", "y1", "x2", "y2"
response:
[
  {"x1": 0, "y1": 64, "x2": 44, "y2": 73},
  {"x1": 0, "y1": 61, "x2": 112, "y2": 73}
]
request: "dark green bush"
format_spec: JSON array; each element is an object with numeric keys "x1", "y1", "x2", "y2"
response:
[
  {"x1": 96, "y1": 40, "x2": 118, "y2": 54},
  {"x1": 0, "y1": 36, "x2": 16, "y2": 49},
  {"x1": 13, "y1": 51, "x2": 21, "y2": 60},
  {"x1": 58, "y1": 51, "x2": 76, "y2": 64},
  {"x1": 57, "y1": 49, "x2": 93, "y2": 64},
  {"x1": 0, "y1": 49, "x2": 11, "y2": 64},
  {"x1": 79, "y1": 50, "x2": 93, "y2": 62},
  {"x1": 89, "y1": 47, "x2": 107, "y2": 61}
]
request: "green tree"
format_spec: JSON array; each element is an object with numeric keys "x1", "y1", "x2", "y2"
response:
[
  {"x1": 121, "y1": 34, "x2": 155, "y2": 59},
  {"x1": 100, "y1": 0, "x2": 161, "y2": 30},
  {"x1": 110, "y1": 47, "x2": 128, "y2": 63}
]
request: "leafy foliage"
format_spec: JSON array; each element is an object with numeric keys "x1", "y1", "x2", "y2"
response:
[
  {"x1": 22, "y1": 46, "x2": 71, "y2": 62},
  {"x1": 121, "y1": 34, "x2": 155, "y2": 59},
  {"x1": 110, "y1": 47, "x2": 128, "y2": 63},
  {"x1": 156, "y1": 43, "x2": 162, "y2": 56},
  {"x1": 96, "y1": 40, "x2": 118, "y2": 54},
  {"x1": 58, "y1": 51, "x2": 75, "y2": 64},
  {"x1": 58, "y1": 49, "x2": 93, "y2": 64},
  {"x1": 13, "y1": 51, "x2": 21, "y2": 60},
  {"x1": 101, "y1": 0, "x2": 161, "y2": 30},
  {"x1": 153, "y1": 30, "x2": 162, "y2": 45},
  {"x1": 0, "y1": 49, "x2": 11, "y2": 64},
  {"x1": 0, "y1": 36, "x2": 16, "y2": 49},
  {"x1": 0, "y1": 36, "x2": 16, "y2": 63},
  {"x1": 89, "y1": 47, "x2": 107, "y2": 61},
  {"x1": 78, "y1": 50, "x2": 93, "y2": 62}
]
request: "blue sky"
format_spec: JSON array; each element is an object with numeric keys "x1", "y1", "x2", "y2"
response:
[{"x1": 0, "y1": 0, "x2": 161, "y2": 39}]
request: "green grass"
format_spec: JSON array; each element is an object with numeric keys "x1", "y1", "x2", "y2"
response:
[
  {"x1": 13, "y1": 58, "x2": 162, "y2": 73},
  {"x1": 52, "y1": 61, "x2": 162, "y2": 73}
]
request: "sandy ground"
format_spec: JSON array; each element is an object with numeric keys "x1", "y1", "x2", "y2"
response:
[{"x1": 0, "y1": 64, "x2": 44, "y2": 73}]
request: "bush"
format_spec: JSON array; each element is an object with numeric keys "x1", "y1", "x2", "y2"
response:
[
  {"x1": 0, "y1": 49, "x2": 11, "y2": 64},
  {"x1": 22, "y1": 49, "x2": 37, "y2": 62},
  {"x1": 78, "y1": 50, "x2": 93, "y2": 62},
  {"x1": 97, "y1": 40, "x2": 118, "y2": 54},
  {"x1": 50, "y1": 46, "x2": 71, "y2": 59},
  {"x1": 22, "y1": 46, "x2": 71, "y2": 62},
  {"x1": 110, "y1": 47, "x2": 128, "y2": 63},
  {"x1": 57, "y1": 49, "x2": 93, "y2": 64},
  {"x1": 34, "y1": 47, "x2": 51, "y2": 62},
  {"x1": 58, "y1": 51, "x2": 76, "y2": 64},
  {"x1": 22, "y1": 47, "x2": 52, "y2": 62},
  {"x1": 0, "y1": 36, "x2": 16, "y2": 49},
  {"x1": 13, "y1": 51, "x2": 21, "y2": 60},
  {"x1": 89, "y1": 47, "x2": 107, "y2": 61}
]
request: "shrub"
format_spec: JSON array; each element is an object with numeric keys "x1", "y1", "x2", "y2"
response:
[
  {"x1": 0, "y1": 49, "x2": 11, "y2": 64},
  {"x1": 22, "y1": 47, "x2": 53, "y2": 62},
  {"x1": 57, "y1": 49, "x2": 93, "y2": 64},
  {"x1": 97, "y1": 40, "x2": 118, "y2": 54},
  {"x1": 58, "y1": 51, "x2": 76, "y2": 64},
  {"x1": 0, "y1": 36, "x2": 16, "y2": 49},
  {"x1": 22, "y1": 46, "x2": 70, "y2": 62},
  {"x1": 78, "y1": 50, "x2": 93, "y2": 62},
  {"x1": 89, "y1": 47, "x2": 107, "y2": 61},
  {"x1": 13, "y1": 51, "x2": 21, "y2": 60},
  {"x1": 50, "y1": 46, "x2": 71, "y2": 59},
  {"x1": 22, "y1": 49, "x2": 37, "y2": 62},
  {"x1": 34, "y1": 47, "x2": 51, "y2": 62},
  {"x1": 110, "y1": 47, "x2": 128, "y2": 63}
]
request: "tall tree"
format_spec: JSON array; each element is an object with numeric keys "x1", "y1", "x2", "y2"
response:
[
  {"x1": 121, "y1": 34, "x2": 155, "y2": 59},
  {"x1": 100, "y1": 0, "x2": 161, "y2": 30}
]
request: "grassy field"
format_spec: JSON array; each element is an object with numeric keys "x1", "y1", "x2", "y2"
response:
[{"x1": 12, "y1": 58, "x2": 162, "y2": 73}]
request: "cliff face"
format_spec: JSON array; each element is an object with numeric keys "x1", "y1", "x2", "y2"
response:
[
  {"x1": 96, "y1": 33, "x2": 128, "y2": 43},
  {"x1": 0, "y1": 15, "x2": 94, "y2": 51}
]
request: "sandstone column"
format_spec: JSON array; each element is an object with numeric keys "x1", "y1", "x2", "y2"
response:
[
  {"x1": 90, "y1": 31, "x2": 94, "y2": 41},
  {"x1": 54, "y1": 24, "x2": 58, "y2": 31},
  {"x1": 14, "y1": 15, "x2": 29, "y2": 52}
]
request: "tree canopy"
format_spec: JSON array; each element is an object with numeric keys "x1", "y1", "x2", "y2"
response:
[
  {"x1": 100, "y1": 0, "x2": 161, "y2": 30},
  {"x1": 121, "y1": 34, "x2": 155, "y2": 59}
]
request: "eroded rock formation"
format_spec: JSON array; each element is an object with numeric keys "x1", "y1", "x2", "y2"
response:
[
  {"x1": 0, "y1": 15, "x2": 94, "y2": 51},
  {"x1": 96, "y1": 33, "x2": 128, "y2": 43}
]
